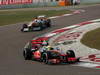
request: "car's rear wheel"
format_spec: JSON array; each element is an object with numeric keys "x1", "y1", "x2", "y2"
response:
[
  {"x1": 21, "y1": 24, "x2": 28, "y2": 32},
  {"x1": 23, "y1": 48, "x2": 32, "y2": 60}
]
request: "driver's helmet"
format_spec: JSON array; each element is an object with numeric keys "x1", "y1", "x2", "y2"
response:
[{"x1": 46, "y1": 46, "x2": 53, "y2": 51}]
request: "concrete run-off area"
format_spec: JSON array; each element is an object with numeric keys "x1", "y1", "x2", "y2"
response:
[{"x1": 49, "y1": 19, "x2": 100, "y2": 69}]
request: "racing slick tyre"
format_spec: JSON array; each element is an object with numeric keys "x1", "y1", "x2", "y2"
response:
[
  {"x1": 42, "y1": 53, "x2": 49, "y2": 64},
  {"x1": 23, "y1": 48, "x2": 32, "y2": 60},
  {"x1": 21, "y1": 24, "x2": 29, "y2": 32},
  {"x1": 66, "y1": 50, "x2": 76, "y2": 63},
  {"x1": 21, "y1": 28, "x2": 23, "y2": 31},
  {"x1": 66, "y1": 50, "x2": 75, "y2": 57},
  {"x1": 42, "y1": 52, "x2": 52, "y2": 64}
]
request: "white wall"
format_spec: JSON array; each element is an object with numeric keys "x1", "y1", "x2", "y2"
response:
[{"x1": 80, "y1": 0, "x2": 100, "y2": 4}]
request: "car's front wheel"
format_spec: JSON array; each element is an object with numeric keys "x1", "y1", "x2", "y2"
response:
[
  {"x1": 42, "y1": 53, "x2": 48, "y2": 64},
  {"x1": 66, "y1": 50, "x2": 76, "y2": 63},
  {"x1": 66, "y1": 50, "x2": 75, "y2": 57}
]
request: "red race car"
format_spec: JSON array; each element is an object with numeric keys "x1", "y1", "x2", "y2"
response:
[{"x1": 23, "y1": 37, "x2": 79, "y2": 64}]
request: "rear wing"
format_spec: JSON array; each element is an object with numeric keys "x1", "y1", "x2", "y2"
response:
[{"x1": 31, "y1": 37, "x2": 49, "y2": 44}]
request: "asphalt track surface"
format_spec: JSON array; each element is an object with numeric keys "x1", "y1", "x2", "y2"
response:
[{"x1": 0, "y1": 5, "x2": 100, "y2": 75}]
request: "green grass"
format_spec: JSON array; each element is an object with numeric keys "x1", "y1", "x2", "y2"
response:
[
  {"x1": 81, "y1": 28, "x2": 100, "y2": 50},
  {"x1": 0, "y1": 10, "x2": 71, "y2": 26}
]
